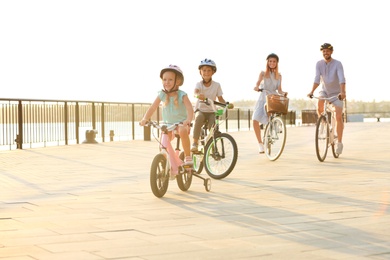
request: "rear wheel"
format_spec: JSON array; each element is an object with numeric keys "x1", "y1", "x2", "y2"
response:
[
  {"x1": 150, "y1": 154, "x2": 169, "y2": 198},
  {"x1": 263, "y1": 117, "x2": 286, "y2": 161},
  {"x1": 177, "y1": 152, "x2": 192, "y2": 191},
  {"x1": 204, "y1": 133, "x2": 238, "y2": 179},
  {"x1": 315, "y1": 115, "x2": 329, "y2": 162}
]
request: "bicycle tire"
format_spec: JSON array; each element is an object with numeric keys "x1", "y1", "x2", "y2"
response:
[
  {"x1": 192, "y1": 153, "x2": 204, "y2": 174},
  {"x1": 315, "y1": 115, "x2": 329, "y2": 162},
  {"x1": 331, "y1": 134, "x2": 340, "y2": 158},
  {"x1": 263, "y1": 116, "x2": 286, "y2": 161},
  {"x1": 150, "y1": 153, "x2": 169, "y2": 198},
  {"x1": 177, "y1": 152, "x2": 192, "y2": 191},
  {"x1": 203, "y1": 133, "x2": 238, "y2": 179}
]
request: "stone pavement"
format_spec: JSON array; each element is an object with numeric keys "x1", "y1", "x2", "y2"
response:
[{"x1": 1, "y1": 122, "x2": 389, "y2": 260}]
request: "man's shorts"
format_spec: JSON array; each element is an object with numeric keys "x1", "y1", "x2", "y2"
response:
[{"x1": 319, "y1": 90, "x2": 344, "y2": 108}]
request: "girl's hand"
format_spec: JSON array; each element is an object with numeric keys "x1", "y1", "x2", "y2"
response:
[
  {"x1": 254, "y1": 86, "x2": 259, "y2": 92},
  {"x1": 139, "y1": 119, "x2": 147, "y2": 126}
]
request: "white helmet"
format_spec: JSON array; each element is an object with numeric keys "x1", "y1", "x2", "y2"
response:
[
  {"x1": 198, "y1": 58, "x2": 217, "y2": 73},
  {"x1": 160, "y1": 64, "x2": 184, "y2": 86}
]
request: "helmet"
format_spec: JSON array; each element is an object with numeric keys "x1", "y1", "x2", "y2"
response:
[
  {"x1": 160, "y1": 64, "x2": 184, "y2": 86},
  {"x1": 198, "y1": 58, "x2": 217, "y2": 72},
  {"x1": 320, "y1": 43, "x2": 333, "y2": 51},
  {"x1": 266, "y1": 53, "x2": 279, "y2": 62}
]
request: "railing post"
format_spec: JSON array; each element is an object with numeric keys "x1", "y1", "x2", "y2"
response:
[
  {"x1": 64, "y1": 102, "x2": 68, "y2": 145},
  {"x1": 17, "y1": 101, "x2": 23, "y2": 149},
  {"x1": 75, "y1": 102, "x2": 80, "y2": 144},
  {"x1": 248, "y1": 109, "x2": 251, "y2": 130},
  {"x1": 237, "y1": 109, "x2": 240, "y2": 131},
  {"x1": 101, "y1": 103, "x2": 105, "y2": 142}
]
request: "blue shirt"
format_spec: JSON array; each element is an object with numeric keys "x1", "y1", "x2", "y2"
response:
[
  {"x1": 158, "y1": 90, "x2": 188, "y2": 124},
  {"x1": 314, "y1": 59, "x2": 346, "y2": 96}
]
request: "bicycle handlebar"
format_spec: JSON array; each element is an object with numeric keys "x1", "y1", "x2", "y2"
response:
[
  {"x1": 198, "y1": 98, "x2": 233, "y2": 109},
  {"x1": 309, "y1": 94, "x2": 342, "y2": 101},
  {"x1": 144, "y1": 121, "x2": 184, "y2": 132},
  {"x1": 258, "y1": 88, "x2": 288, "y2": 97}
]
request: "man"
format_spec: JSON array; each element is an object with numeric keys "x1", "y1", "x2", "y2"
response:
[{"x1": 308, "y1": 43, "x2": 346, "y2": 154}]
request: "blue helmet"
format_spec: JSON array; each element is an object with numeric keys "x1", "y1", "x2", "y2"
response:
[{"x1": 198, "y1": 58, "x2": 217, "y2": 72}]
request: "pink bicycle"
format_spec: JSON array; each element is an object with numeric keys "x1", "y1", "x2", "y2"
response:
[{"x1": 145, "y1": 121, "x2": 211, "y2": 198}]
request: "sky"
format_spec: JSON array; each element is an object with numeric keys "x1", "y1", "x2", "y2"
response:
[{"x1": 1, "y1": 0, "x2": 389, "y2": 103}]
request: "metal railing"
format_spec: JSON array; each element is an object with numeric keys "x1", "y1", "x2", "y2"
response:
[{"x1": 0, "y1": 98, "x2": 297, "y2": 150}]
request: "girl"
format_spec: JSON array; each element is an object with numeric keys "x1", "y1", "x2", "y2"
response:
[
  {"x1": 252, "y1": 53, "x2": 287, "y2": 154},
  {"x1": 140, "y1": 65, "x2": 194, "y2": 166}
]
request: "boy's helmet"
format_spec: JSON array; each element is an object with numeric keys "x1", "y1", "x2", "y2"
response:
[
  {"x1": 320, "y1": 43, "x2": 333, "y2": 51},
  {"x1": 160, "y1": 64, "x2": 184, "y2": 86},
  {"x1": 198, "y1": 58, "x2": 217, "y2": 72},
  {"x1": 266, "y1": 53, "x2": 279, "y2": 62}
]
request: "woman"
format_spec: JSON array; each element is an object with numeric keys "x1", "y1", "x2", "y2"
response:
[{"x1": 252, "y1": 53, "x2": 287, "y2": 154}]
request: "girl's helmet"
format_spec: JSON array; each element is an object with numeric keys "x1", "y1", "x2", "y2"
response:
[
  {"x1": 198, "y1": 58, "x2": 217, "y2": 73},
  {"x1": 160, "y1": 64, "x2": 184, "y2": 86},
  {"x1": 320, "y1": 43, "x2": 333, "y2": 51},
  {"x1": 266, "y1": 53, "x2": 279, "y2": 62}
]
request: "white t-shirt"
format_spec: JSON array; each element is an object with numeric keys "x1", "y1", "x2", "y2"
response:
[{"x1": 194, "y1": 81, "x2": 223, "y2": 113}]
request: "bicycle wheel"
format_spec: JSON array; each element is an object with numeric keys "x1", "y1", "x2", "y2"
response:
[
  {"x1": 315, "y1": 115, "x2": 329, "y2": 162},
  {"x1": 331, "y1": 131, "x2": 340, "y2": 158},
  {"x1": 192, "y1": 152, "x2": 204, "y2": 174},
  {"x1": 177, "y1": 152, "x2": 192, "y2": 191},
  {"x1": 203, "y1": 133, "x2": 238, "y2": 179},
  {"x1": 150, "y1": 153, "x2": 169, "y2": 198},
  {"x1": 263, "y1": 117, "x2": 286, "y2": 161}
]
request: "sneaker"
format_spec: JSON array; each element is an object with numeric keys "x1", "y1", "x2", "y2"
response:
[
  {"x1": 336, "y1": 143, "x2": 343, "y2": 154},
  {"x1": 184, "y1": 156, "x2": 193, "y2": 167},
  {"x1": 258, "y1": 143, "x2": 265, "y2": 154},
  {"x1": 191, "y1": 143, "x2": 198, "y2": 152}
]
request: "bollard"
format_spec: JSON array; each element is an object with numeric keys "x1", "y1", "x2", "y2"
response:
[
  {"x1": 109, "y1": 130, "x2": 115, "y2": 141},
  {"x1": 144, "y1": 125, "x2": 151, "y2": 141},
  {"x1": 83, "y1": 130, "x2": 98, "y2": 144}
]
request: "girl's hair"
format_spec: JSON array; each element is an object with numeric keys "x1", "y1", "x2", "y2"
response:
[
  {"x1": 163, "y1": 92, "x2": 179, "y2": 108},
  {"x1": 264, "y1": 54, "x2": 280, "y2": 80}
]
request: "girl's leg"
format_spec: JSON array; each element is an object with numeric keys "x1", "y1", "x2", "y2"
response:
[{"x1": 179, "y1": 125, "x2": 191, "y2": 158}]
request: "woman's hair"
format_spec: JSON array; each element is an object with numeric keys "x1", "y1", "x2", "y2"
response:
[{"x1": 264, "y1": 54, "x2": 280, "y2": 80}]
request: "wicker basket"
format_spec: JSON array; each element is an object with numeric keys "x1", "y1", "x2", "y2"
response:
[{"x1": 266, "y1": 94, "x2": 289, "y2": 115}]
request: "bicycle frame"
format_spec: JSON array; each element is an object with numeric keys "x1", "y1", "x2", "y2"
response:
[
  {"x1": 146, "y1": 121, "x2": 211, "y2": 197},
  {"x1": 192, "y1": 100, "x2": 238, "y2": 179},
  {"x1": 311, "y1": 95, "x2": 340, "y2": 161},
  {"x1": 259, "y1": 89, "x2": 288, "y2": 161}
]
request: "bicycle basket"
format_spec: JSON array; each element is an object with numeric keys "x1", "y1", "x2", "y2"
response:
[{"x1": 266, "y1": 94, "x2": 289, "y2": 115}]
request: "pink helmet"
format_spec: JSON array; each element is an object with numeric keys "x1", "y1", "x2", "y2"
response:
[{"x1": 160, "y1": 64, "x2": 184, "y2": 86}]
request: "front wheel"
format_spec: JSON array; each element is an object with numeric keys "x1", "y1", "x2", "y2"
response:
[
  {"x1": 150, "y1": 153, "x2": 169, "y2": 198},
  {"x1": 203, "y1": 133, "x2": 238, "y2": 179},
  {"x1": 315, "y1": 115, "x2": 329, "y2": 162},
  {"x1": 263, "y1": 117, "x2": 286, "y2": 161},
  {"x1": 177, "y1": 152, "x2": 192, "y2": 191},
  {"x1": 331, "y1": 131, "x2": 340, "y2": 158}
]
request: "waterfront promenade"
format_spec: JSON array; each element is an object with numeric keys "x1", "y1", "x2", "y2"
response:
[{"x1": 1, "y1": 122, "x2": 389, "y2": 260}]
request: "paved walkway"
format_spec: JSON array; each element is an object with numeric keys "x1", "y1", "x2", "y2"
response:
[{"x1": 1, "y1": 122, "x2": 389, "y2": 260}]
